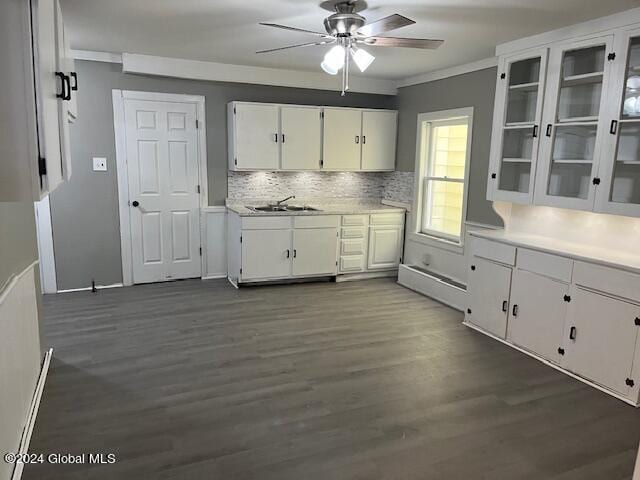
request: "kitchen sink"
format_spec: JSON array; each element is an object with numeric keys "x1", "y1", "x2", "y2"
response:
[{"x1": 246, "y1": 205, "x2": 321, "y2": 213}]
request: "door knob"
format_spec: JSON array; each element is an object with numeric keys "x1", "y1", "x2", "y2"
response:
[{"x1": 132, "y1": 200, "x2": 139, "y2": 207}]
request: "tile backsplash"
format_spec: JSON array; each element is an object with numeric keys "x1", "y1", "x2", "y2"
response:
[{"x1": 228, "y1": 171, "x2": 414, "y2": 205}]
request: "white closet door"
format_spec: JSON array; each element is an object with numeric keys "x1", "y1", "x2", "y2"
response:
[
  {"x1": 234, "y1": 103, "x2": 280, "y2": 170},
  {"x1": 281, "y1": 106, "x2": 322, "y2": 170},
  {"x1": 124, "y1": 98, "x2": 201, "y2": 284},
  {"x1": 361, "y1": 110, "x2": 397, "y2": 171},
  {"x1": 322, "y1": 108, "x2": 362, "y2": 170}
]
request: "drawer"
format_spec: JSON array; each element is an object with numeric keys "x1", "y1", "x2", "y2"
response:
[
  {"x1": 370, "y1": 213, "x2": 404, "y2": 226},
  {"x1": 341, "y1": 239, "x2": 366, "y2": 256},
  {"x1": 293, "y1": 215, "x2": 340, "y2": 229},
  {"x1": 516, "y1": 248, "x2": 573, "y2": 283},
  {"x1": 472, "y1": 237, "x2": 516, "y2": 266},
  {"x1": 341, "y1": 226, "x2": 366, "y2": 239},
  {"x1": 573, "y1": 261, "x2": 640, "y2": 304},
  {"x1": 242, "y1": 216, "x2": 292, "y2": 230},
  {"x1": 340, "y1": 255, "x2": 365, "y2": 272},
  {"x1": 342, "y1": 215, "x2": 368, "y2": 226}
]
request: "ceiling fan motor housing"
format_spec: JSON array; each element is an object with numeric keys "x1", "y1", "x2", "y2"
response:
[{"x1": 324, "y1": 12, "x2": 366, "y2": 36}]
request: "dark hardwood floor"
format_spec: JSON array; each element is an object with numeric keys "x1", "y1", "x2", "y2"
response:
[{"x1": 25, "y1": 278, "x2": 640, "y2": 479}]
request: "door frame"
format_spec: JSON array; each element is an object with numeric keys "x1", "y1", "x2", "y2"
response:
[{"x1": 112, "y1": 90, "x2": 208, "y2": 286}]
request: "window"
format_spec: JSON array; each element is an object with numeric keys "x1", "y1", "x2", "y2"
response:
[{"x1": 415, "y1": 109, "x2": 472, "y2": 244}]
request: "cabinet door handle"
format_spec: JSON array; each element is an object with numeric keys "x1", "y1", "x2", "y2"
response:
[
  {"x1": 355, "y1": 135, "x2": 360, "y2": 144},
  {"x1": 512, "y1": 304, "x2": 518, "y2": 317},
  {"x1": 545, "y1": 124, "x2": 553, "y2": 137},
  {"x1": 70, "y1": 72, "x2": 78, "y2": 91},
  {"x1": 502, "y1": 300, "x2": 508, "y2": 312},
  {"x1": 610, "y1": 120, "x2": 618, "y2": 135},
  {"x1": 362, "y1": 135, "x2": 366, "y2": 144},
  {"x1": 274, "y1": 133, "x2": 279, "y2": 143},
  {"x1": 569, "y1": 326, "x2": 577, "y2": 340},
  {"x1": 532, "y1": 125, "x2": 538, "y2": 138},
  {"x1": 55, "y1": 72, "x2": 66, "y2": 99},
  {"x1": 286, "y1": 249, "x2": 290, "y2": 258},
  {"x1": 281, "y1": 133, "x2": 285, "y2": 143},
  {"x1": 64, "y1": 75, "x2": 71, "y2": 100},
  {"x1": 293, "y1": 249, "x2": 297, "y2": 258}
]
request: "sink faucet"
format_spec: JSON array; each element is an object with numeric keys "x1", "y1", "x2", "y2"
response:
[{"x1": 275, "y1": 195, "x2": 295, "y2": 206}]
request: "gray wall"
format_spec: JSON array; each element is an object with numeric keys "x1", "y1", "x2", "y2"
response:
[
  {"x1": 0, "y1": 202, "x2": 38, "y2": 288},
  {"x1": 50, "y1": 60, "x2": 395, "y2": 290},
  {"x1": 395, "y1": 67, "x2": 502, "y2": 226}
]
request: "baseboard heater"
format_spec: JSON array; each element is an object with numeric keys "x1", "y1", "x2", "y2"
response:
[{"x1": 397, "y1": 264, "x2": 467, "y2": 311}]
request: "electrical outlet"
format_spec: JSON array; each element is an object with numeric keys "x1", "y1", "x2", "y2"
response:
[{"x1": 93, "y1": 157, "x2": 107, "y2": 172}]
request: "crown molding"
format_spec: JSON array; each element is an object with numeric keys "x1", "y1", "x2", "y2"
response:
[
  {"x1": 396, "y1": 57, "x2": 498, "y2": 88},
  {"x1": 121, "y1": 53, "x2": 398, "y2": 95}
]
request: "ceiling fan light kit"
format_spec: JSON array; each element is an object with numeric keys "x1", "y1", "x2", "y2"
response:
[{"x1": 258, "y1": 0, "x2": 444, "y2": 95}]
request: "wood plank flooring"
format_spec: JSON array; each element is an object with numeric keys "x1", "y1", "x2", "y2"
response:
[{"x1": 25, "y1": 278, "x2": 640, "y2": 479}]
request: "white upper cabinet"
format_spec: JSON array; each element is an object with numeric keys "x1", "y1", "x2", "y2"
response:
[
  {"x1": 229, "y1": 103, "x2": 280, "y2": 170},
  {"x1": 0, "y1": 0, "x2": 74, "y2": 201},
  {"x1": 322, "y1": 108, "x2": 362, "y2": 170},
  {"x1": 361, "y1": 110, "x2": 397, "y2": 171},
  {"x1": 280, "y1": 106, "x2": 322, "y2": 170},
  {"x1": 228, "y1": 102, "x2": 398, "y2": 172},
  {"x1": 535, "y1": 36, "x2": 615, "y2": 211},
  {"x1": 595, "y1": 28, "x2": 640, "y2": 217},
  {"x1": 488, "y1": 10, "x2": 640, "y2": 218},
  {"x1": 488, "y1": 49, "x2": 548, "y2": 204}
]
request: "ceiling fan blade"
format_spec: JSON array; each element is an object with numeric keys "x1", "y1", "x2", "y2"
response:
[
  {"x1": 356, "y1": 14, "x2": 415, "y2": 37},
  {"x1": 362, "y1": 36, "x2": 444, "y2": 50},
  {"x1": 256, "y1": 40, "x2": 334, "y2": 54},
  {"x1": 259, "y1": 22, "x2": 329, "y2": 38}
]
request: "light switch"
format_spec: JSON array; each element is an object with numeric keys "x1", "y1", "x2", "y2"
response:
[{"x1": 93, "y1": 157, "x2": 107, "y2": 172}]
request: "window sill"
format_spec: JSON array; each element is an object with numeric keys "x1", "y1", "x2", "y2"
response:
[{"x1": 409, "y1": 232, "x2": 464, "y2": 254}]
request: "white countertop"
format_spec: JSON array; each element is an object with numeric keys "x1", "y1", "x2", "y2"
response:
[
  {"x1": 470, "y1": 229, "x2": 640, "y2": 275},
  {"x1": 226, "y1": 200, "x2": 406, "y2": 217}
]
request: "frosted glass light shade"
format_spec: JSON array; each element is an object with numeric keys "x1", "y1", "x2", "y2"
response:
[
  {"x1": 321, "y1": 45, "x2": 345, "y2": 75},
  {"x1": 351, "y1": 47, "x2": 375, "y2": 72}
]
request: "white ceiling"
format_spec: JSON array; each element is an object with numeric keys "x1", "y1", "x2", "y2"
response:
[{"x1": 61, "y1": 0, "x2": 640, "y2": 80}]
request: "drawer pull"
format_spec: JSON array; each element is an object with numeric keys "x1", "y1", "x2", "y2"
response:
[{"x1": 569, "y1": 326, "x2": 577, "y2": 340}]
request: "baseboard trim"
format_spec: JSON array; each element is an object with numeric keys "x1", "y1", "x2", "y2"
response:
[
  {"x1": 335, "y1": 270, "x2": 398, "y2": 282},
  {"x1": 57, "y1": 283, "x2": 123, "y2": 294},
  {"x1": 11, "y1": 348, "x2": 53, "y2": 480},
  {"x1": 398, "y1": 264, "x2": 466, "y2": 311},
  {"x1": 463, "y1": 321, "x2": 638, "y2": 408}
]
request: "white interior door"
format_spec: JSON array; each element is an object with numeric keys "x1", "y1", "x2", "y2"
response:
[
  {"x1": 361, "y1": 110, "x2": 397, "y2": 171},
  {"x1": 507, "y1": 269, "x2": 569, "y2": 362},
  {"x1": 234, "y1": 103, "x2": 280, "y2": 170},
  {"x1": 281, "y1": 106, "x2": 322, "y2": 170},
  {"x1": 322, "y1": 108, "x2": 362, "y2": 170},
  {"x1": 124, "y1": 98, "x2": 201, "y2": 284},
  {"x1": 292, "y1": 228, "x2": 338, "y2": 276}
]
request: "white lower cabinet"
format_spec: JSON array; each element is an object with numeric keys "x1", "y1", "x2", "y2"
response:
[
  {"x1": 467, "y1": 232, "x2": 640, "y2": 405},
  {"x1": 241, "y1": 229, "x2": 291, "y2": 280},
  {"x1": 467, "y1": 257, "x2": 512, "y2": 339},
  {"x1": 507, "y1": 269, "x2": 569, "y2": 363},
  {"x1": 292, "y1": 228, "x2": 338, "y2": 277},
  {"x1": 562, "y1": 286, "x2": 640, "y2": 397},
  {"x1": 367, "y1": 227, "x2": 403, "y2": 270}
]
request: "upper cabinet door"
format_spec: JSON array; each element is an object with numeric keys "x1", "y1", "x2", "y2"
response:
[
  {"x1": 322, "y1": 108, "x2": 362, "y2": 170},
  {"x1": 280, "y1": 106, "x2": 322, "y2": 170},
  {"x1": 54, "y1": 0, "x2": 71, "y2": 181},
  {"x1": 62, "y1": 21, "x2": 77, "y2": 121},
  {"x1": 488, "y1": 49, "x2": 548, "y2": 204},
  {"x1": 595, "y1": 28, "x2": 640, "y2": 217},
  {"x1": 33, "y1": 0, "x2": 65, "y2": 194},
  {"x1": 361, "y1": 110, "x2": 397, "y2": 171},
  {"x1": 233, "y1": 103, "x2": 280, "y2": 170},
  {"x1": 534, "y1": 35, "x2": 616, "y2": 211}
]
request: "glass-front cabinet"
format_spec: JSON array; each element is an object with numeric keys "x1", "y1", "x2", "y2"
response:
[
  {"x1": 487, "y1": 49, "x2": 548, "y2": 203},
  {"x1": 534, "y1": 36, "x2": 615, "y2": 211},
  {"x1": 595, "y1": 29, "x2": 640, "y2": 217}
]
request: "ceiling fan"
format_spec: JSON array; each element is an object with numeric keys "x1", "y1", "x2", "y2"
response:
[{"x1": 257, "y1": 0, "x2": 443, "y2": 95}]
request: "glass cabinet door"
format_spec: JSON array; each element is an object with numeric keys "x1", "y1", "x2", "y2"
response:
[
  {"x1": 596, "y1": 31, "x2": 640, "y2": 217},
  {"x1": 535, "y1": 36, "x2": 614, "y2": 210},
  {"x1": 489, "y1": 50, "x2": 547, "y2": 203}
]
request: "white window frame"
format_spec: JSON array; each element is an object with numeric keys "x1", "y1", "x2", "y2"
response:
[{"x1": 411, "y1": 107, "x2": 474, "y2": 250}]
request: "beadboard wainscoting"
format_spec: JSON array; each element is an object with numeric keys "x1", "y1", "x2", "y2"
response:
[{"x1": 228, "y1": 171, "x2": 414, "y2": 205}]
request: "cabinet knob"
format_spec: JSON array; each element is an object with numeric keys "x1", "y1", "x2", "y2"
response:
[{"x1": 132, "y1": 200, "x2": 139, "y2": 207}]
